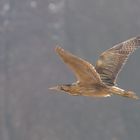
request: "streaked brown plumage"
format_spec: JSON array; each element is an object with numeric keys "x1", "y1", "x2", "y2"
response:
[{"x1": 50, "y1": 37, "x2": 140, "y2": 99}]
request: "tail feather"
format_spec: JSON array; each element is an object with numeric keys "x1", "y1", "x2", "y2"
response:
[
  {"x1": 111, "y1": 86, "x2": 139, "y2": 99},
  {"x1": 122, "y1": 91, "x2": 139, "y2": 99}
]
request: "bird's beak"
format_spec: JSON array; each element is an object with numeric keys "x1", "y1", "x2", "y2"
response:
[{"x1": 49, "y1": 86, "x2": 60, "y2": 91}]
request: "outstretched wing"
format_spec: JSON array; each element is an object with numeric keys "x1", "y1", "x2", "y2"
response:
[
  {"x1": 95, "y1": 36, "x2": 140, "y2": 86},
  {"x1": 56, "y1": 46, "x2": 102, "y2": 85}
]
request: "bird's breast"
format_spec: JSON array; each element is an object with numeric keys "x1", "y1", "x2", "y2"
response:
[{"x1": 77, "y1": 86, "x2": 111, "y2": 97}]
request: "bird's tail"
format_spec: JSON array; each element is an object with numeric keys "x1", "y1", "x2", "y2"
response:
[
  {"x1": 110, "y1": 86, "x2": 139, "y2": 99},
  {"x1": 119, "y1": 91, "x2": 139, "y2": 99}
]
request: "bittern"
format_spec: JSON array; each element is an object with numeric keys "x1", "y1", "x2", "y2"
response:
[{"x1": 50, "y1": 37, "x2": 140, "y2": 99}]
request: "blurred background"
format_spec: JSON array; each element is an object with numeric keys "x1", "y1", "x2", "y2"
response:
[{"x1": 0, "y1": 0, "x2": 140, "y2": 140}]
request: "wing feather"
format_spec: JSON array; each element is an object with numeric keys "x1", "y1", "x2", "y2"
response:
[
  {"x1": 56, "y1": 46, "x2": 102, "y2": 85},
  {"x1": 95, "y1": 36, "x2": 140, "y2": 86}
]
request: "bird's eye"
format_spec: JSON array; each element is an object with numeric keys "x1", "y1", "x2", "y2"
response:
[{"x1": 60, "y1": 86, "x2": 64, "y2": 90}]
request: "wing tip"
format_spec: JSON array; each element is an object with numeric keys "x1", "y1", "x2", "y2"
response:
[
  {"x1": 55, "y1": 44, "x2": 64, "y2": 53},
  {"x1": 135, "y1": 36, "x2": 140, "y2": 40},
  {"x1": 135, "y1": 36, "x2": 140, "y2": 46},
  {"x1": 128, "y1": 36, "x2": 140, "y2": 47}
]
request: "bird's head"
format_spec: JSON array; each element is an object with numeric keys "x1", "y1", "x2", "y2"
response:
[{"x1": 49, "y1": 84, "x2": 72, "y2": 92}]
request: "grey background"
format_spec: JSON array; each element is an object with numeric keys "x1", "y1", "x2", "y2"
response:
[{"x1": 0, "y1": 0, "x2": 140, "y2": 140}]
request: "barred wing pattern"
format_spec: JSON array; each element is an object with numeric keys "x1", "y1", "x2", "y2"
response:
[
  {"x1": 95, "y1": 37, "x2": 140, "y2": 86},
  {"x1": 55, "y1": 46, "x2": 102, "y2": 85}
]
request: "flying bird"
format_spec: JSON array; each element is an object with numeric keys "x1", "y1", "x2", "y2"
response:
[{"x1": 50, "y1": 37, "x2": 140, "y2": 99}]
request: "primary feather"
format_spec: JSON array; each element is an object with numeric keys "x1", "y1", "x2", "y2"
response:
[{"x1": 95, "y1": 36, "x2": 140, "y2": 86}]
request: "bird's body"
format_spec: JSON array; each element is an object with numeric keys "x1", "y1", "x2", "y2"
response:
[
  {"x1": 52, "y1": 83, "x2": 110, "y2": 97},
  {"x1": 50, "y1": 37, "x2": 140, "y2": 99}
]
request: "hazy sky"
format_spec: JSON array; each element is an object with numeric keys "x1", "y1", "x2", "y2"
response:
[{"x1": 0, "y1": 0, "x2": 140, "y2": 140}]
